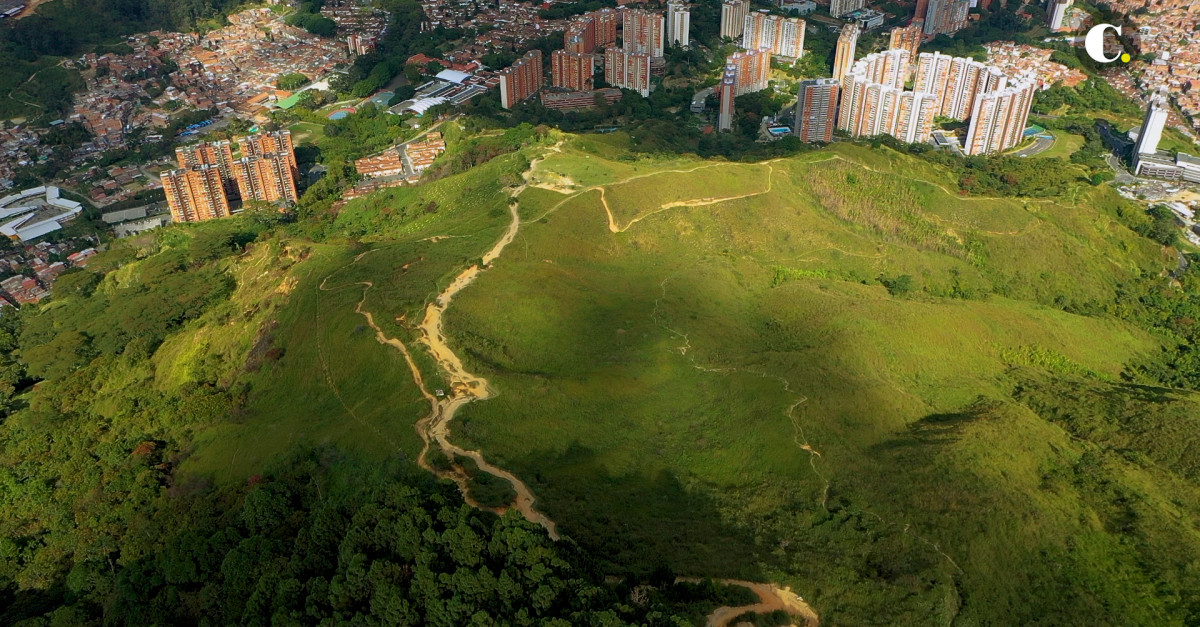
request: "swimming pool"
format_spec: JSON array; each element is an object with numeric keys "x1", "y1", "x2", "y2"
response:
[{"x1": 327, "y1": 107, "x2": 356, "y2": 120}]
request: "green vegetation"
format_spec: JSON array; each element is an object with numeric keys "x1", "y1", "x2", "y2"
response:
[
  {"x1": 275, "y1": 72, "x2": 311, "y2": 91},
  {"x1": 1031, "y1": 131, "x2": 1086, "y2": 161},
  {"x1": 6, "y1": 125, "x2": 1200, "y2": 625}
]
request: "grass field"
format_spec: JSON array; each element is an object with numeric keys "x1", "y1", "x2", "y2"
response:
[
  {"x1": 423, "y1": 134, "x2": 1200, "y2": 624},
  {"x1": 287, "y1": 121, "x2": 326, "y2": 145},
  {"x1": 160, "y1": 129, "x2": 1200, "y2": 625},
  {"x1": 1032, "y1": 131, "x2": 1086, "y2": 160}
]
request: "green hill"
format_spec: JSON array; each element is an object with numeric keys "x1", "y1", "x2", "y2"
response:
[{"x1": 3, "y1": 125, "x2": 1200, "y2": 625}]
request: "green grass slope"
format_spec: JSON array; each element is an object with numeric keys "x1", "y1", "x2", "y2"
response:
[{"x1": 439, "y1": 135, "x2": 1199, "y2": 624}]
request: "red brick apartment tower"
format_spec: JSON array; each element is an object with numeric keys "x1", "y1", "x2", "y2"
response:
[
  {"x1": 499, "y1": 50, "x2": 544, "y2": 109},
  {"x1": 552, "y1": 50, "x2": 595, "y2": 91},
  {"x1": 162, "y1": 165, "x2": 232, "y2": 223}
]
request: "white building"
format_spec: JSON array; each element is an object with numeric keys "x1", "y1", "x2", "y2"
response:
[
  {"x1": 667, "y1": 2, "x2": 691, "y2": 48},
  {"x1": 1134, "y1": 88, "x2": 1169, "y2": 160},
  {"x1": 0, "y1": 186, "x2": 84, "y2": 242},
  {"x1": 830, "y1": 0, "x2": 865, "y2": 18},
  {"x1": 1048, "y1": 0, "x2": 1070, "y2": 31}
]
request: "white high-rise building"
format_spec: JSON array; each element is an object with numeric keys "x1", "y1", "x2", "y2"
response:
[
  {"x1": 830, "y1": 0, "x2": 866, "y2": 18},
  {"x1": 1134, "y1": 88, "x2": 1170, "y2": 160},
  {"x1": 667, "y1": 2, "x2": 691, "y2": 48},
  {"x1": 721, "y1": 0, "x2": 749, "y2": 40},
  {"x1": 742, "y1": 11, "x2": 805, "y2": 60},
  {"x1": 1048, "y1": 0, "x2": 1070, "y2": 31}
]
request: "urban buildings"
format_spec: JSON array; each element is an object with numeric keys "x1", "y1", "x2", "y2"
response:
[
  {"x1": 541, "y1": 88, "x2": 623, "y2": 110},
  {"x1": 726, "y1": 48, "x2": 771, "y2": 95},
  {"x1": 887, "y1": 24, "x2": 922, "y2": 60},
  {"x1": 499, "y1": 50, "x2": 544, "y2": 109},
  {"x1": 594, "y1": 8, "x2": 620, "y2": 48},
  {"x1": 914, "y1": 52, "x2": 1008, "y2": 120},
  {"x1": 1134, "y1": 89, "x2": 1170, "y2": 171},
  {"x1": 963, "y1": 82, "x2": 1036, "y2": 155},
  {"x1": 838, "y1": 50, "x2": 937, "y2": 143},
  {"x1": 794, "y1": 78, "x2": 840, "y2": 143},
  {"x1": 164, "y1": 132, "x2": 299, "y2": 222},
  {"x1": 742, "y1": 12, "x2": 805, "y2": 60},
  {"x1": 830, "y1": 0, "x2": 866, "y2": 18},
  {"x1": 564, "y1": 18, "x2": 596, "y2": 54},
  {"x1": 718, "y1": 67, "x2": 737, "y2": 132},
  {"x1": 605, "y1": 49, "x2": 653, "y2": 96},
  {"x1": 623, "y1": 9, "x2": 665, "y2": 58},
  {"x1": 0, "y1": 187, "x2": 85, "y2": 243},
  {"x1": 922, "y1": 0, "x2": 970, "y2": 36},
  {"x1": 405, "y1": 132, "x2": 447, "y2": 173},
  {"x1": 833, "y1": 24, "x2": 860, "y2": 84},
  {"x1": 667, "y1": 2, "x2": 691, "y2": 48},
  {"x1": 355, "y1": 150, "x2": 406, "y2": 178},
  {"x1": 552, "y1": 50, "x2": 595, "y2": 91},
  {"x1": 1048, "y1": 0, "x2": 1071, "y2": 31},
  {"x1": 162, "y1": 166, "x2": 232, "y2": 223},
  {"x1": 720, "y1": 0, "x2": 749, "y2": 40}
]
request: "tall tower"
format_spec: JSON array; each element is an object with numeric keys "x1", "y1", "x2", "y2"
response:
[
  {"x1": 887, "y1": 25, "x2": 922, "y2": 59},
  {"x1": 623, "y1": 9, "x2": 665, "y2": 58},
  {"x1": 1048, "y1": 0, "x2": 1070, "y2": 31},
  {"x1": 499, "y1": 50, "x2": 544, "y2": 109},
  {"x1": 720, "y1": 0, "x2": 748, "y2": 40},
  {"x1": 605, "y1": 48, "x2": 652, "y2": 97},
  {"x1": 794, "y1": 78, "x2": 840, "y2": 143},
  {"x1": 667, "y1": 2, "x2": 691, "y2": 48},
  {"x1": 833, "y1": 24, "x2": 860, "y2": 84},
  {"x1": 162, "y1": 166, "x2": 231, "y2": 223},
  {"x1": 1134, "y1": 88, "x2": 1170, "y2": 160},
  {"x1": 552, "y1": 50, "x2": 594, "y2": 91}
]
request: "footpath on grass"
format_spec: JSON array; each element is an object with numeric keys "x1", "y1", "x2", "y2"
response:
[{"x1": 343, "y1": 142, "x2": 820, "y2": 626}]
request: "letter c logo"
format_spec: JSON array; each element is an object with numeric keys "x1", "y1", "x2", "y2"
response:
[{"x1": 1085, "y1": 24, "x2": 1127, "y2": 63}]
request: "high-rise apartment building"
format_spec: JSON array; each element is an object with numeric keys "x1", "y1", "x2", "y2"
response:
[
  {"x1": 162, "y1": 165, "x2": 232, "y2": 223},
  {"x1": 565, "y1": 18, "x2": 597, "y2": 54},
  {"x1": 742, "y1": 12, "x2": 805, "y2": 60},
  {"x1": 833, "y1": 24, "x2": 859, "y2": 84},
  {"x1": 552, "y1": 49, "x2": 594, "y2": 91},
  {"x1": 605, "y1": 48, "x2": 652, "y2": 97},
  {"x1": 232, "y1": 153, "x2": 299, "y2": 204},
  {"x1": 838, "y1": 50, "x2": 937, "y2": 144},
  {"x1": 667, "y1": 2, "x2": 691, "y2": 48},
  {"x1": 1048, "y1": 0, "x2": 1070, "y2": 31},
  {"x1": 239, "y1": 130, "x2": 297, "y2": 180},
  {"x1": 720, "y1": 0, "x2": 749, "y2": 40},
  {"x1": 623, "y1": 9, "x2": 665, "y2": 58},
  {"x1": 922, "y1": 0, "x2": 970, "y2": 35},
  {"x1": 963, "y1": 81, "x2": 1035, "y2": 155},
  {"x1": 830, "y1": 0, "x2": 866, "y2": 18},
  {"x1": 594, "y1": 8, "x2": 619, "y2": 47},
  {"x1": 499, "y1": 50, "x2": 544, "y2": 109},
  {"x1": 1134, "y1": 88, "x2": 1169, "y2": 159},
  {"x1": 887, "y1": 24, "x2": 922, "y2": 59},
  {"x1": 794, "y1": 78, "x2": 840, "y2": 143},
  {"x1": 176, "y1": 140, "x2": 236, "y2": 198},
  {"x1": 718, "y1": 67, "x2": 737, "y2": 132},
  {"x1": 914, "y1": 52, "x2": 1006, "y2": 120},
  {"x1": 727, "y1": 48, "x2": 771, "y2": 95}
]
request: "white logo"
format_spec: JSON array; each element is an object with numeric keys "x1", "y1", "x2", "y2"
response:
[{"x1": 1084, "y1": 24, "x2": 1130, "y2": 63}]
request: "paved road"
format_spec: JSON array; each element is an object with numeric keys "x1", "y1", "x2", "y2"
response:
[
  {"x1": 1013, "y1": 134, "x2": 1055, "y2": 158},
  {"x1": 1105, "y1": 154, "x2": 1137, "y2": 184}
]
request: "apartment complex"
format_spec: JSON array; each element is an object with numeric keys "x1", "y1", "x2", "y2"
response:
[
  {"x1": 720, "y1": 0, "x2": 749, "y2": 40},
  {"x1": 833, "y1": 24, "x2": 860, "y2": 84},
  {"x1": 1134, "y1": 89, "x2": 1170, "y2": 165},
  {"x1": 717, "y1": 67, "x2": 737, "y2": 132},
  {"x1": 564, "y1": 18, "x2": 596, "y2": 54},
  {"x1": 552, "y1": 50, "x2": 595, "y2": 91},
  {"x1": 405, "y1": 132, "x2": 447, "y2": 173},
  {"x1": 594, "y1": 8, "x2": 619, "y2": 47},
  {"x1": 830, "y1": 0, "x2": 866, "y2": 18},
  {"x1": 605, "y1": 48, "x2": 652, "y2": 96},
  {"x1": 888, "y1": 24, "x2": 922, "y2": 59},
  {"x1": 163, "y1": 131, "x2": 299, "y2": 222},
  {"x1": 354, "y1": 149, "x2": 405, "y2": 178},
  {"x1": 623, "y1": 9, "x2": 665, "y2": 58},
  {"x1": 963, "y1": 82, "x2": 1035, "y2": 155},
  {"x1": 837, "y1": 49, "x2": 937, "y2": 144},
  {"x1": 499, "y1": 50, "x2": 544, "y2": 109},
  {"x1": 667, "y1": 2, "x2": 691, "y2": 48},
  {"x1": 726, "y1": 48, "x2": 771, "y2": 95},
  {"x1": 922, "y1": 0, "x2": 970, "y2": 36},
  {"x1": 794, "y1": 78, "x2": 840, "y2": 143},
  {"x1": 914, "y1": 52, "x2": 1007, "y2": 120},
  {"x1": 162, "y1": 166, "x2": 231, "y2": 223},
  {"x1": 742, "y1": 12, "x2": 805, "y2": 60}
]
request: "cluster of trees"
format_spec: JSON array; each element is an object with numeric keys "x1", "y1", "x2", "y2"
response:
[
  {"x1": 275, "y1": 72, "x2": 311, "y2": 91},
  {"x1": 1031, "y1": 80, "x2": 1141, "y2": 117}
]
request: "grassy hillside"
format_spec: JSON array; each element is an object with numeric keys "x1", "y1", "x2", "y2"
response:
[
  {"x1": 441, "y1": 136, "x2": 1199, "y2": 624},
  {"x1": 5, "y1": 125, "x2": 1200, "y2": 625}
]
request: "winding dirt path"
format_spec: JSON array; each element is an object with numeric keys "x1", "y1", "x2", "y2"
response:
[{"x1": 677, "y1": 578, "x2": 819, "y2": 627}]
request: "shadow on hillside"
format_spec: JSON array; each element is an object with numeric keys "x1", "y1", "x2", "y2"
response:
[{"x1": 512, "y1": 441, "x2": 767, "y2": 581}]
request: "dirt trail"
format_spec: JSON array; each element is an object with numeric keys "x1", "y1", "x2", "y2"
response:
[{"x1": 677, "y1": 578, "x2": 819, "y2": 627}]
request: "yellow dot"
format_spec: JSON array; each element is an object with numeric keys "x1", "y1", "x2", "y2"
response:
[{"x1": 1120, "y1": 53, "x2": 1131, "y2": 63}]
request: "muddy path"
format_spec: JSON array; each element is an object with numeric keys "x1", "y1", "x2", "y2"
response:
[{"x1": 676, "y1": 578, "x2": 819, "y2": 627}]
